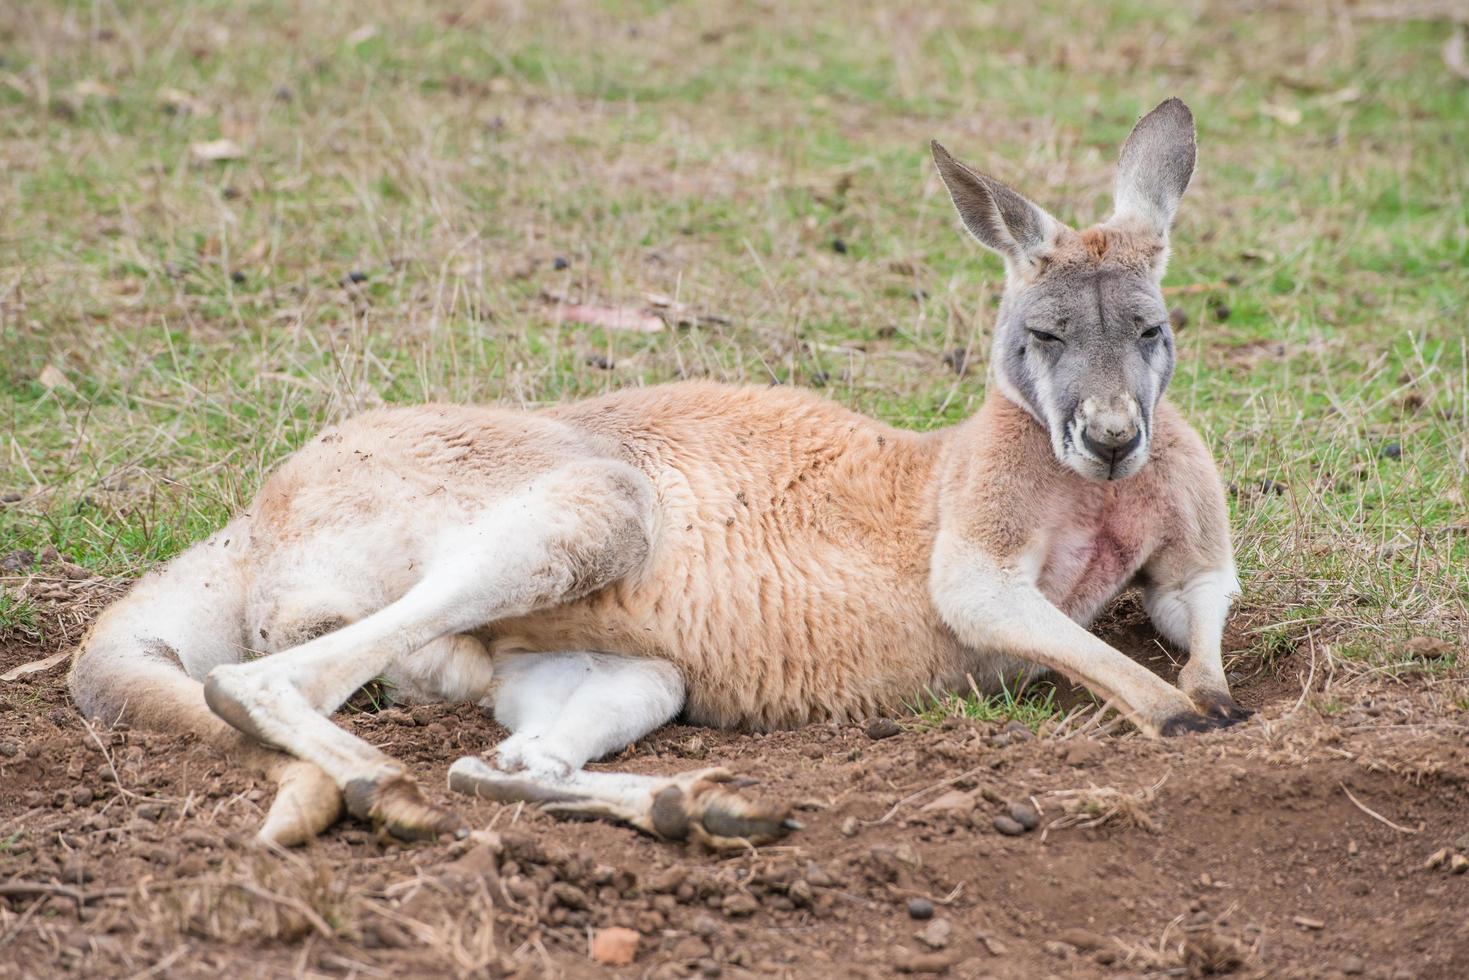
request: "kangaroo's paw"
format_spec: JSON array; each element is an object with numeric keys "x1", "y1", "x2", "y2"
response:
[
  {"x1": 1188, "y1": 688, "x2": 1255, "y2": 723},
  {"x1": 639, "y1": 767, "x2": 801, "y2": 850},
  {"x1": 1159, "y1": 707, "x2": 1249, "y2": 736},
  {"x1": 447, "y1": 758, "x2": 799, "y2": 849},
  {"x1": 343, "y1": 771, "x2": 467, "y2": 842}
]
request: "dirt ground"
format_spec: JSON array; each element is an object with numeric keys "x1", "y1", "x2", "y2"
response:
[{"x1": 1, "y1": 605, "x2": 1467, "y2": 979}]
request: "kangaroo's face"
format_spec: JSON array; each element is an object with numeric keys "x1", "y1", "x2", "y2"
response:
[{"x1": 933, "y1": 98, "x2": 1197, "y2": 482}]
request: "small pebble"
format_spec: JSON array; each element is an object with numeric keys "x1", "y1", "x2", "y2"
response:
[
  {"x1": 915, "y1": 918, "x2": 952, "y2": 950},
  {"x1": 906, "y1": 897, "x2": 934, "y2": 920},
  {"x1": 840, "y1": 815, "x2": 860, "y2": 837},
  {"x1": 1056, "y1": 928, "x2": 1105, "y2": 952},
  {"x1": 866, "y1": 718, "x2": 902, "y2": 740},
  {"x1": 1341, "y1": 955, "x2": 1365, "y2": 976},
  {"x1": 343, "y1": 270, "x2": 368, "y2": 285},
  {"x1": 590, "y1": 926, "x2": 640, "y2": 966},
  {"x1": 1007, "y1": 801, "x2": 1040, "y2": 831},
  {"x1": 1380, "y1": 441, "x2": 1401, "y2": 459},
  {"x1": 1002, "y1": 720, "x2": 1033, "y2": 741},
  {"x1": 721, "y1": 892, "x2": 758, "y2": 917},
  {"x1": 993, "y1": 814, "x2": 1026, "y2": 836},
  {"x1": 71, "y1": 786, "x2": 94, "y2": 807},
  {"x1": 60, "y1": 859, "x2": 94, "y2": 884},
  {"x1": 552, "y1": 256, "x2": 570, "y2": 270},
  {"x1": 831, "y1": 238, "x2": 848, "y2": 254}
]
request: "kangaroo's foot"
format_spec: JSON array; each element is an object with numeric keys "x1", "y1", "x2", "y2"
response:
[{"x1": 448, "y1": 757, "x2": 798, "y2": 849}]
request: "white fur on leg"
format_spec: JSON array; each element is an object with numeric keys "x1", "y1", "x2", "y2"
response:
[
  {"x1": 446, "y1": 651, "x2": 799, "y2": 847},
  {"x1": 490, "y1": 651, "x2": 685, "y2": 774},
  {"x1": 1145, "y1": 565, "x2": 1240, "y2": 699}
]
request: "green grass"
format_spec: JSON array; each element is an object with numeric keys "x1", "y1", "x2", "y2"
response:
[
  {"x1": 912, "y1": 680, "x2": 1065, "y2": 732},
  {"x1": 2, "y1": 1, "x2": 1466, "y2": 707}
]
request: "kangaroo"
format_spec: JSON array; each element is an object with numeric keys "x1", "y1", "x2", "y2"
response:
[{"x1": 69, "y1": 98, "x2": 1247, "y2": 848}]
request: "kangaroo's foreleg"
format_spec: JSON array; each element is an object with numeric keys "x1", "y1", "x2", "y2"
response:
[
  {"x1": 449, "y1": 652, "x2": 795, "y2": 848},
  {"x1": 1143, "y1": 563, "x2": 1250, "y2": 720},
  {"x1": 202, "y1": 459, "x2": 655, "y2": 840},
  {"x1": 932, "y1": 539, "x2": 1244, "y2": 737}
]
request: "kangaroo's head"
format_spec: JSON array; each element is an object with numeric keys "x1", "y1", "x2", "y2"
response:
[{"x1": 933, "y1": 98, "x2": 1196, "y2": 481}]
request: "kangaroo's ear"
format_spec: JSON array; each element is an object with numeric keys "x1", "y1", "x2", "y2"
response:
[
  {"x1": 1112, "y1": 98, "x2": 1196, "y2": 240},
  {"x1": 931, "y1": 140, "x2": 1059, "y2": 275}
]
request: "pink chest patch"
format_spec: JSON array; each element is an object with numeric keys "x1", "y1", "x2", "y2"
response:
[{"x1": 1036, "y1": 494, "x2": 1154, "y2": 621}]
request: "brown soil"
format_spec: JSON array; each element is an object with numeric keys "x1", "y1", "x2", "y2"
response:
[{"x1": 1, "y1": 613, "x2": 1466, "y2": 979}]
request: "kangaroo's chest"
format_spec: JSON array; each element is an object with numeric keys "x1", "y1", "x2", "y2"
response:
[{"x1": 1035, "y1": 488, "x2": 1158, "y2": 624}]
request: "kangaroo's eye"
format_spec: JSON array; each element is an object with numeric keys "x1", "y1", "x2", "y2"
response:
[
  {"x1": 1139, "y1": 325, "x2": 1163, "y2": 340},
  {"x1": 1028, "y1": 329, "x2": 1064, "y2": 344}
]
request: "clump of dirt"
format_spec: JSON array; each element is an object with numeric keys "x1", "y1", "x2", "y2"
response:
[{"x1": 2, "y1": 624, "x2": 1467, "y2": 978}]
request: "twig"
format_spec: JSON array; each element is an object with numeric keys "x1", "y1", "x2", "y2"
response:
[
  {"x1": 0, "y1": 881, "x2": 133, "y2": 908},
  {"x1": 866, "y1": 765, "x2": 986, "y2": 826},
  {"x1": 124, "y1": 945, "x2": 189, "y2": 980},
  {"x1": 80, "y1": 717, "x2": 145, "y2": 802},
  {"x1": 229, "y1": 880, "x2": 337, "y2": 938},
  {"x1": 1339, "y1": 784, "x2": 1418, "y2": 835}
]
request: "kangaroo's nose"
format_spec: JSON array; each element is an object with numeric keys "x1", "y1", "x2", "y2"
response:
[{"x1": 1082, "y1": 415, "x2": 1141, "y2": 459}]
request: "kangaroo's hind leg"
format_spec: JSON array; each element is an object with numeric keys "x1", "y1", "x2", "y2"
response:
[
  {"x1": 202, "y1": 459, "x2": 655, "y2": 840},
  {"x1": 449, "y1": 652, "x2": 797, "y2": 848}
]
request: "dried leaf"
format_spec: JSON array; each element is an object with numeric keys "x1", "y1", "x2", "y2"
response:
[
  {"x1": 1, "y1": 650, "x2": 71, "y2": 682},
  {"x1": 190, "y1": 138, "x2": 246, "y2": 163},
  {"x1": 552, "y1": 303, "x2": 663, "y2": 334},
  {"x1": 1445, "y1": 28, "x2": 1469, "y2": 82},
  {"x1": 38, "y1": 364, "x2": 74, "y2": 391},
  {"x1": 1318, "y1": 86, "x2": 1362, "y2": 105},
  {"x1": 71, "y1": 79, "x2": 115, "y2": 100},
  {"x1": 1261, "y1": 103, "x2": 1302, "y2": 126},
  {"x1": 158, "y1": 87, "x2": 209, "y2": 116}
]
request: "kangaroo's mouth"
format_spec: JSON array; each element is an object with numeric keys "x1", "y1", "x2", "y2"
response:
[{"x1": 1059, "y1": 420, "x2": 1150, "y2": 482}]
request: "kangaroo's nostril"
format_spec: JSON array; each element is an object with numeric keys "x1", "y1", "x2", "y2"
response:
[{"x1": 1081, "y1": 427, "x2": 1143, "y2": 460}]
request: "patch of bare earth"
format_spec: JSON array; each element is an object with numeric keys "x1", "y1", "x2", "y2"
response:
[{"x1": 1, "y1": 618, "x2": 1467, "y2": 979}]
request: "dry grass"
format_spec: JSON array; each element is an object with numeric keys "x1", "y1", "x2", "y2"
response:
[{"x1": 1042, "y1": 774, "x2": 1167, "y2": 836}]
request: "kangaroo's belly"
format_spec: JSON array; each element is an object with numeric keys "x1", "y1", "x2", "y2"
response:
[{"x1": 480, "y1": 532, "x2": 968, "y2": 730}]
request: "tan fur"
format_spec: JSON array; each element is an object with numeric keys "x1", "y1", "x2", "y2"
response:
[{"x1": 1069, "y1": 224, "x2": 1163, "y2": 273}]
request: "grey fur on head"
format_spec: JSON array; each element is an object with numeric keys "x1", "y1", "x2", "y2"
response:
[{"x1": 932, "y1": 98, "x2": 1197, "y2": 483}]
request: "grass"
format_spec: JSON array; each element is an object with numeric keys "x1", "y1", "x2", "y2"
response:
[
  {"x1": 1, "y1": 2, "x2": 1466, "y2": 714},
  {"x1": 912, "y1": 679, "x2": 1064, "y2": 731}
]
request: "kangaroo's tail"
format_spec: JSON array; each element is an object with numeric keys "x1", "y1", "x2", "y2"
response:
[{"x1": 68, "y1": 517, "x2": 341, "y2": 845}]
